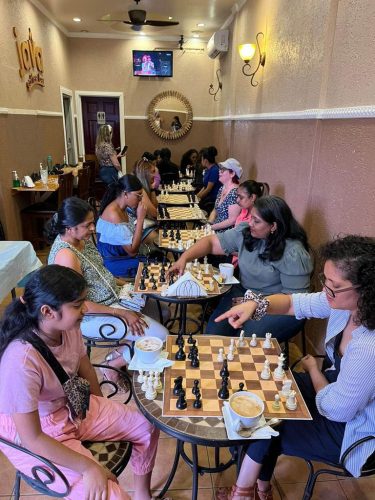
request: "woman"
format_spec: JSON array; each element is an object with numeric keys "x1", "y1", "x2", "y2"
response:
[
  {"x1": 180, "y1": 148, "x2": 198, "y2": 176},
  {"x1": 143, "y1": 151, "x2": 161, "y2": 190},
  {"x1": 214, "y1": 235, "x2": 375, "y2": 500},
  {"x1": 208, "y1": 158, "x2": 242, "y2": 232},
  {"x1": 196, "y1": 146, "x2": 221, "y2": 211},
  {"x1": 95, "y1": 124, "x2": 124, "y2": 185},
  {"x1": 0, "y1": 265, "x2": 160, "y2": 500},
  {"x1": 233, "y1": 180, "x2": 270, "y2": 266},
  {"x1": 169, "y1": 196, "x2": 312, "y2": 342},
  {"x1": 171, "y1": 115, "x2": 182, "y2": 131},
  {"x1": 46, "y1": 197, "x2": 167, "y2": 360},
  {"x1": 133, "y1": 158, "x2": 158, "y2": 218}
]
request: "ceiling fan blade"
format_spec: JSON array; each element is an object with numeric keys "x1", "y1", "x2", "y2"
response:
[{"x1": 145, "y1": 20, "x2": 179, "y2": 27}]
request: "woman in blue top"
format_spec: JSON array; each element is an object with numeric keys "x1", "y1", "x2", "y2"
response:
[
  {"x1": 197, "y1": 146, "x2": 221, "y2": 212},
  {"x1": 214, "y1": 235, "x2": 375, "y2": 500}
]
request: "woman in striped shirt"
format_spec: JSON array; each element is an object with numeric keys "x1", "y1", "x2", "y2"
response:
[{"x1": 215, "y1": 235, "x2": 375, "y2": 500}]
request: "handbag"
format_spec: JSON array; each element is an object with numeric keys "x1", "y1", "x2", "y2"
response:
[{"x1": 30, "y1": 335, "x2": 90, "y2": 420}]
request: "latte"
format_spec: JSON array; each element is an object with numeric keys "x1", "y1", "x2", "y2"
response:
[{"x1": 230, "y1": 395, "x2": 262, "y2": 417}]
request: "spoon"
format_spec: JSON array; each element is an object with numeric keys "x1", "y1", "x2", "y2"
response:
[{"x1": 236, "y1": 417, "x2": 281, "y2": 438}]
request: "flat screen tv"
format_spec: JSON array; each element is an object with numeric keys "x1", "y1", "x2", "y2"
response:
[{"x1": 132, "y1": 50, "x2": 173, "y2": 77}]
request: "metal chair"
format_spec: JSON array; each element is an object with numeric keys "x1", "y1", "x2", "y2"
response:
[{"x1": 0, "y1": 364, "x2": 133, "y2": 499}]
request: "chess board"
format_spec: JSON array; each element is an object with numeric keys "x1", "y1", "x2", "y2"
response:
[
  {"x1": 162, "y1": 183, "x2": 195, "y2": 193},
  {"x1": 157, "y1": 194, "x2": 194, "y2": 205},
  {"x1": 133, "y1": 262, "x2": 220, "y2": 295},
  {"x1": 157, "y1": 206, "x2": 206, "y2": 221},
  {"x1": 158, "y1": 229, "x2": 210, "y2": 251},
  {"x1": 162, "y1": 335, "x2": 312, "y2": 420}
]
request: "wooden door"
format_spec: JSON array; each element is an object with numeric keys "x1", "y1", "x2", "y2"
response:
[{"x1": 81, "y1": 96, "x2": 120, "y2": 155}]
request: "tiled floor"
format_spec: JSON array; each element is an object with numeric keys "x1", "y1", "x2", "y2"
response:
[{"x1": 0, "y1": 280, "x2": 374, "y2": 499}]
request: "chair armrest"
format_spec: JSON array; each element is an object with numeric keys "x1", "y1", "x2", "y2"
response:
[
  {"x1": 341, "y1": 435, "x2": 375, "y2": 470},
  {"x1": 83, "y1": 312, "x2": 128, "y2": 341},
  {"x1": 0, "y1": 436, "x2": 70, "y2": 497},
  {"x1": 93, "y1": 364, "x2": 132, "y2": 405}
]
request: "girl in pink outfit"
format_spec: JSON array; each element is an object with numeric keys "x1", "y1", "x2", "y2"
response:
[
  {"x1": 0, "y1": 265, "x2": 160, "y2": 500},
  {"x1": 233, "y1": 180, "x2": 269, "y2": 267}
]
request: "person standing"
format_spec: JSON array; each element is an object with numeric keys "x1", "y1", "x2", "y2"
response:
[{"x1": 95, "y1": 124, "x2": 125, "y2": 185}]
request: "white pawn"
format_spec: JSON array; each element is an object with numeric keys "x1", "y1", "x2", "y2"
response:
[
  {"x1": 137, "y1": 369, "x2": 144, "y2": 383},
  {"x1": 153, "y1": 371, "x2": 163, "y2": 393},
  {"x1": 237, "y1": 330, "x2": 246, "y2": 347},
  {"x1": 230, "y1": 338, "x2": 236, "y2": 352},
  {"x1": 193, "y1": 258, "x2": 199, "y2": 269},
  {"x1": 141, "y1": 375, "x2": 148, "y2": 392},
  {"x1": 260, "y1": 359, "x2": 271, "y2": 380},
  {"x1": 272, "y1": 394, "x2": 281, "y2": 410},
  {"x1": 263, "y1": 332, "x2": 272, "y2": 349},
  {"x1": 217, "y1": 348, "x2": 224, "y2": 362},
  {"x1": 197, "y1": 269, "x2": 203, "y2": 280},
  {"x1": 281, "y1": 379, "x2": 293, "y2": 398},
  {"x1": 203, "y1": 256, "x2": 208, "y2": 266},
  {"x1": 145, "y1": 376, "x2": 157, "y2": 400},
  {"x1": 250, "y1": 333, "x2": 257, "y2": 347},
  {"x1": 204, "y1": 263, "x2": 210, "y2": 274},
  {"x1": 227, "y1": 345, "x2": 234, "y2": 361},
  {"x1": 286, "y1": 390, "x2": 297, "y2": 410},
  {"x1": 178, "y1": 240, "x2": 184, "y2": 251}
]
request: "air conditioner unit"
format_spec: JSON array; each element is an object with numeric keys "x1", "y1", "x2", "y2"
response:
[{"x1": 207, "y1": 30, "x2": 229, "y2": 59}]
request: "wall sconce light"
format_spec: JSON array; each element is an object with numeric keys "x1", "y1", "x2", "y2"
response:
[
  {"x1": 208, "y1": 69, "x2": 223, "y2": 101},
  {"x1": 238, "y1": 32, "x2": 266, "y2": 87}
]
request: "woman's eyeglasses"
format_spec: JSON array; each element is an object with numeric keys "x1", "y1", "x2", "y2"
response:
[{"x1": 318, "y1": 273, "x2": 360, "y2": 298}]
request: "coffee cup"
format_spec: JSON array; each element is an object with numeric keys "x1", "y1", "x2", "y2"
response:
[
  {"x1": 134, "y1": 336, "x2": 163, "y2": 364},
  {"x1": 228, "y1": 391, "x2": 264, "y2": 429},
  {"x1": 219, "y1": 263, "x2": 235, "y2": 282}
]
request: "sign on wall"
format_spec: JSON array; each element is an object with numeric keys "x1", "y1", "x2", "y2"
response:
[
  {"x1": 97, "y1": 111, "x2": 106, "y2": 125},
  {"x1": 13, "y1": 27, "x2": 45, "y2": 91}
]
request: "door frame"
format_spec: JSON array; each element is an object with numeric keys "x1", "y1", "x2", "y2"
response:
[
  {"x1": 75, "y1": 90, "x2": 126, "y2": 171},
  {"x1": 60, "y1": 86, "x2": 78, "y2": 165}
]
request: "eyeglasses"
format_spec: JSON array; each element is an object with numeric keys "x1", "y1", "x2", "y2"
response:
[
  {"x1": 218, "y1": 167, "x2": 228, "y2": 173},
  {"x1": 318, "y1": 273, "x2": 360, "y2": 298}
]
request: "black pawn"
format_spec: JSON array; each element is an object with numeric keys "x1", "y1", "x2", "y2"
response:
[
  {"x1": 176, "y1": 331, "x2": 183, "y2": 345},
  {"x1": 162, "y1": 227, "x2": 168, "y2": 238},
  {"x1": 176, "y1": 389, "x2": 187, "y2": 410},
  {"x1": 176, "y1": 229, "x2": 181, "y2": 240},
  {"x1": 282, "y1": 347, "x2": 289, "y2": 371},
  {"x1": 169, "y1": 275, "x2": 175, "y2": 286},
  {"x1": 160, "y1": 270, "x2": 166, "y2": 283},
  {"x1": 152, "y1": 281, "x2": 157, "y2": 290},
  {"x1": 218, "y1": 377, "x2": 229, "y2": 399},
  {"x1": 175, "y1": 345, "x2": 186, "y2": 361},
  {"x1": 237, "y1": 382, "x2": 245, "y2": 392},
  {"x1": 139, "y1": 277, "x2": 146, "y2": 291},
  {"x1": 192, "y1": 379, "x2": 200, "y2": 395},
  {"x1": 170, "y1": 229, "x2": 175, "y2": 241},
  {"x1": 173, "y1": 376, "x2": 183, "y2": 396},
  {"x1": 220, "y1": 359, "x2": 229, "y2": 378},
  {"x1": 150, "y1": 273, "x2": 156, "y2": 284},
  {"x1": 191, "y1": 353, "x2": 200, "y2": 368},
  {"x1": 193, "y1": 392, "x2": 202, "y2": 409},
  {"x1": 177, "y1": 336, "x2": 185, "y2": 348},
  {"x1": 188, "y1": 345, "x2": 194, "y2": 360},
  {"x1": 187, "y1": 332, "x2": 194, "y2": 344}
]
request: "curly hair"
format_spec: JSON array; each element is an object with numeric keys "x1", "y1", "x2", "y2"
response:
[
  {"x1": 243, "y1": 195, "x2": 309, "y2": 261},
  {"x1": 320, "y1": 235, "x2": 375, "y2": 330}
]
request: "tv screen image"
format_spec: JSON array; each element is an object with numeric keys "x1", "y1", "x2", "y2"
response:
[{"x1": 133, "y1": 50, "x2": 173, "y2": 77}]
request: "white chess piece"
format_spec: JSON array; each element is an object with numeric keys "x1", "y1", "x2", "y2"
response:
[
  {"x1": 208, "y1": 278, "x2": 215, "y2": 292},
  {"x1": 193, "y1": 258, "x2": 199, "y2": 269},
  {"x1": 217, "y1": 348, "x2": 224, "y2": 362},
  {"x1": 197, "y1": 269, "x2": 203, "y2": 280},
  {"x1": 141, "y1": 375, "x2": 148, "y2": 392},
  {"x1": 204, "y1": 263, "x2": 210, "y2": 274},
  {"x1": 286, "y1": 390, "x2": 297, "y2": 410},
  {"x1": 137, "y1": 370, "x2": 144, "y2": 383},
  {"x1": 153, "y1": 371, "x2": 163, "y2": 393},
  {"x1": 249, "y1": 333, "x2": 257, "y2": 347},
  {"x1": 260, "y1": 359, "x2": 271, "y2": 380},
  {"x1": 178, "y1": 240, "x2": 183, "y2": 251},
  {"x1": 229, "y1": 338, "x2": 236, "y2": 352},
  {"x1": 263, "y1": 332, "x2": 272, "y2": 349},
  {"x1": 145, "y1": 376, "x2": 157, "y2": 400},
  {"x1": 237, "y1": 330, "x2": 246, "y2": 347},
  {"x1": 273, "y1": 354, "x2": 285, "y2": 381},
  {"x1": 281, "y1": 379, "x2": 293, "y2": 398},
  {"x1": 227, "y1": 345, "x2": 234, "y2": 361},
  {"x1": 203, "y1": 256, "x2": 208, "y2": 265},
  {"x1": 272, "y1": 394, "x2": 281, "y2": 410}
]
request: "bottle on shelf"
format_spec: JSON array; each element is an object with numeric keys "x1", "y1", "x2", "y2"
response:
[
  {"x1": 12, "y1": 170, "x2": 20, "y2": 188},
  {"x1": 47, "y1": 154, "x2": 53, "y2": 170}
]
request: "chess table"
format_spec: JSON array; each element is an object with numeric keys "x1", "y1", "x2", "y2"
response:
[
  {"x1": 157, "y1": 206, "x2": 206, "y2": 222},
  {"x1": 157, "y1": 193, "x2": 196, "y2": 205},
  {"x1": 161, "y1": 183, "x2": 195, "y2": 193},
  {"x1": 156, "y1": 228, "x2": 211, "y2": 254}
]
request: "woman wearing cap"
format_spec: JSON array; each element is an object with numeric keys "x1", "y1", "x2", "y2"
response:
[
  {"x1": 207, "y1": 158, "x2": 242, "y2": 232},
  {"x1": 169, "y1": 195, "x2": 312, "y2": 342}
]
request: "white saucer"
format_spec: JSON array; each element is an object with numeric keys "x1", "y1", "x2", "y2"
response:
[
  {"x1": 222, "y1": 402, "x2": 277, "y2": 440},
  {"x1": 214, "y1": 274, "x2": 240, "y2": 285}
]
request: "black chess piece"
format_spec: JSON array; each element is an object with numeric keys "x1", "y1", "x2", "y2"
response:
[
  {"x1": 152, "y1": 281, "x2": 157, "y2": 290},
  {"x1": 191, "y1": 353, "x2": 200, "y2": 368},
  {"x1": 219, "y1": 359, "x2": 229, "y2": 378},
  {"x1": 218, "y1": 377, "x2": 229, "y2": 399},
  {"x1": 175, "y1": 344, "x2": 186, "y2": 361},
  {"x1": 176, "y1": 389, "x2": 187, "y2": 410},
  {"x1": 150, "y1": 274, "x2": 155, "y2": 284},
  {"x1": 169, "y1": 274, "x2": 175, "y2": 286},
  {"x1": 187, "y1": 332, "x2": 194, "y2": 344},
  {"x1": 170, "y1": 229, "x2": 175, "y2": 241},
  {"x1": 176, "y1": 229, "x2": 181, "y2": 240},
  {"x1": 193, "y1": 392, "x2": 202, "y2": 409},
  {"x1": 142, "y1": 265, "x2": 148, "y2": 277},
  {"x1": 177, "y1": 336, "x2": 185, "y2": 348},
  {"x1": 192, "y1": 193, "x2": 196, "y2": 202},
  {"x1": 139, "y1": 277, "x2": 146, "y2": 291},
  {"x1": 188, "y1": 345, "x2": 194, "y2": 360},
  {"x1": 160, "y1": 270, "x2": 166, "y2": 283},
  {"x1": 192, "y1": 379, "x2": 200, "y2": 395},
  {"x1": 237, "y1": 382, "x2": 245, "y2": 392},
  {"x1": 162, "y1": 227, "x2": 168, "y2": 238},
  {"x1": 176, "y1": 331, "x2": 183, "y2": 345},
  {"x1": 173, "y1": 376, "x2": 183, "y2": 396},
  {"x1": 281, "y1": 347, "x2": 289, "y2": 371}
]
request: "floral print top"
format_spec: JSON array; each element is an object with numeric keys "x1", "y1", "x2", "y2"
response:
[{"x1": 213, "y1": 186, "x2": 239, "y2": 232}]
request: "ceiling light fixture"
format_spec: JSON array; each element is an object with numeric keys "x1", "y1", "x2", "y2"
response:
[
  {"x1": 197, "y1": 23, "x2": 205, "y2": 27},
  {"x1": 238, "y1": 32, "x2": 266, "y2": 87},
  {"x1": 193, "y1": 34, "x2": 199, "y2": 38},
  {"x1": 168, "y1": 16, "x2": 173, "y2": 20},
  {"x1": 73, "y1": 17, "x2": 81, "y2": 23},
  {"x1": 209, "y1": 69, "x2": 223, "y2": 101}
]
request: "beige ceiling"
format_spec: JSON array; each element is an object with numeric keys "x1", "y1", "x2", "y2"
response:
[{"x1": 33, "y1": 0, "x2": 242, "y2": 42}]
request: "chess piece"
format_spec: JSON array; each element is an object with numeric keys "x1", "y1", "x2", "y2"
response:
[
  {"x1": 237, "y1": 382, "x2": 245, "y2": 392},
  {"x1": 272, "y1": 394, "x2": 281, "y2": 410},
  {"x1": 205, "y1": 264, "x2": 210, "y2": 274},
  {"x1": 281, "y1": 347, "x2": 289, "y2": 370},
  {"x1": 217, "y1": 348, "x2": 224, "y2": 362},
  {"x1": 191, "y1": 353, "x2": 200, "y2": 368},
  {"x1": 273, "y1": 354, "x2": 286, "y2": 381},
  {"x1": 176, "y1": 389, "x2": 187, "y2": 410},
  {"x1": 193, "y1": 258, "x2": 199, "y2": 269},
  {"x1": 173, "y1": 376, "x2": 183, "y2": 396},
  {"x1": 137, "y1": 370, "x2": 144, "y2": 383},
  {"x1": 170, "y1": 229, "x2": 175, "y2": 241},
  {"x1": 150, "y1": 274, "x2": 156, "y2": 284},
  {"x1": 162, "y1": 227, "x2": 168, "y2": 238},
  {"x1": 176, "y1": 229, "x2": 181, "y2": 240},
  {"x1": 286, "y1": 390, "x2": 297, "y2": 410},
  {"x1": 197, "y1": 269, "x2": 203, "y2": 280},
  {"x1": 152, "y1": 281, "x2": 157, "y2": 290},
  {"x1": 218, "y1": 376, "x2": 229, "y2": 399},
  {"x1": 177, "y1": 336, "x2": 185, "y2": 348},
  {"x1": 237, "y1": 330, "x2": 246, "y2": 347},
  {"x1": 145, "y1": 376, "x2": 157, "y2": 400},
  {"x1": 141, "y1": 375, "x2": 149, "y2": 392},
  {"x1": 169, "y1": 275, "x2": 174, "y2": 286},
  {"x1": 187, "y1": 332, "x2": 194, "y2": 344},
  {"x1": 139, "y1": 277, "x2": 146, "y2": 291},
  {"x1": 263, "y1": 332, "x2": 272, "y2": 349},
  {"x1": 250, "y1": 333, "x2": 257, "y2": 347},
  {"x1": 188, "y1": 345, "x2": 195, "y2": 360},
  {"x1": 227, "y1": 345, "x2": 234, "y2": 361},
  {"x1": 176, "y1": 331, "x2": 183, "y2": 345},
  {"x1": 193, "y1": 392, "x2": 202, "y2": 409},
  {"x1": 178, "y1": 240, "x2": 183, "y2": 251},
  {"x1": 153, "y1": 371, "x2": 163, "y2": 393},
  {"x1": 220, "y1": 359, "x2": 229, "y2": 378},
  {"x1": 203, "y1": 256, "x2": 208, "y2": 266},
  {"x1": 260, "y1": 359, "x2": 271, "y2": 380},
  {"x1": 175, "y1": 344, "x2": 186, "y2": 361},
  {"x1": 281, "y1": 379, "x2": 293, "y2": 398},
  {"x1": 229, "y1": 338, "x2": 236, "y2": 352},
  {"x1": 192, "y1": 379, "x2": 200, "y2": 395},
  {"x1": 160, "y1": 270, "x2": 166, "y2": 283}
]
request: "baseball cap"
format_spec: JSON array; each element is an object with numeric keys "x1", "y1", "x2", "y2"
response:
[{"x1": 218, "y1": 158, "x2": 243, "y2": 179}]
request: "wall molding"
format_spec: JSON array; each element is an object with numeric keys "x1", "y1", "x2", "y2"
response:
[{"x1": 0, "y1": 107, "x2": 62, "y2": 117}]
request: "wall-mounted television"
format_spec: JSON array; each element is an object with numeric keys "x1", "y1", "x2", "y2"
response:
[{"x1": 132, "y1": 50, "x2": 173, "y2": 77}]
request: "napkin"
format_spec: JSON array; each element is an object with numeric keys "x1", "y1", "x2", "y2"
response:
[
  {"x1": 119, "y1": 283, "x2": 146, "y2": 312},
  {"x1": 128, "y1": 351, "x2": 174, "y2": 372},
  {"x1": 222, "y1": 402, "x2": 280, "y2": 440},
  {"x1": 162, "y1": 271, "x2": 207, "y2": 297}
]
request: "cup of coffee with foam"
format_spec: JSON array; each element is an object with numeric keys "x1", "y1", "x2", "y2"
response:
[
  {"x1": 219, "y1": 263, "x2": 235, "y2": 283},
  {"x1": 228, "y1": 391, "x2": 264, "y2": 429},
  {"x1": 134, "y1": 336, "x2": 163, "y2": 364}
]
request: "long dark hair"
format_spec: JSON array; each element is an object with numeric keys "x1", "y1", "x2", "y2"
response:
[
  {"x1": 201, "y1": 146, "x2": 217, "y2": 164},
  {"x1": 243, "y1": 195, "x2": 309, "y2": 261},
  {"x1": 239, "y1": 180, "x2": 270, "y2": 198},
  {"x1": 320, "y1": 235, "x2": 375, "y2": 329},
  {"x1": 45, "y1": 197, "x2": 93, "y2": 244},
  {"x1": 0, "y1": 265, "x2": 86, "y2": 360},
  {"x1": 99, "y1": 174, "x2": 142, "y2": 215}
]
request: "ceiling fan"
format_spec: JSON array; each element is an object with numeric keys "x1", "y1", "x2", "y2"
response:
[
  {"x1": 99, "y1": 0, "x2": 179, "y2": 30},
  {"x1": 155, "y1": 35, "x2": 204, "y2": 52}
]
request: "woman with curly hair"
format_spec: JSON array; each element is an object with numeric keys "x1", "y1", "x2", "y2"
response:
[{"x1": 214, "y1": 235, "x2": 375, "y2": 500}]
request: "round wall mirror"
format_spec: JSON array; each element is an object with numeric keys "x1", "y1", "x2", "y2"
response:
[{"x1": 147, "y1": 90, "x2": 193, "y2": 139}]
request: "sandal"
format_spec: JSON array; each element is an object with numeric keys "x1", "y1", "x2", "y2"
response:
[
  {"x1": 216, "y1": 484, "x2": 256, "y2": 500},
  {"x1": 256, "y1": 486, "x2": 273, "y2": 500},
  {"x1": 105, "y1": 348, "x2": 124, "y2": 362}
]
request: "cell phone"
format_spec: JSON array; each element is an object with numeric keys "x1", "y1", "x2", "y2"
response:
[{"x1": 121, "y1": 145, "x2": 128, "y2": 155}]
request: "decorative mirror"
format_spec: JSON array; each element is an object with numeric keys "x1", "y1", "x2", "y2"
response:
[{"x1": 147, "y1": 90, "x2": 193, "y2": 139}]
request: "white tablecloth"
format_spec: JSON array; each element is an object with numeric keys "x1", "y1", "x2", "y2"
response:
[{"x1": 0, "y1": 241, "x2": 42, "y2": 302}]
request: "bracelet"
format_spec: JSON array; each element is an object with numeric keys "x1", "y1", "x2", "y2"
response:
[{"x1": 243, "y1": 290, "x2": 270, "y2": 321}]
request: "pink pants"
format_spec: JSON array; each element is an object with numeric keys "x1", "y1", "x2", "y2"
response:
[{"x1": 0, "y1": 395, "x2": 159, "y2": 499}]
